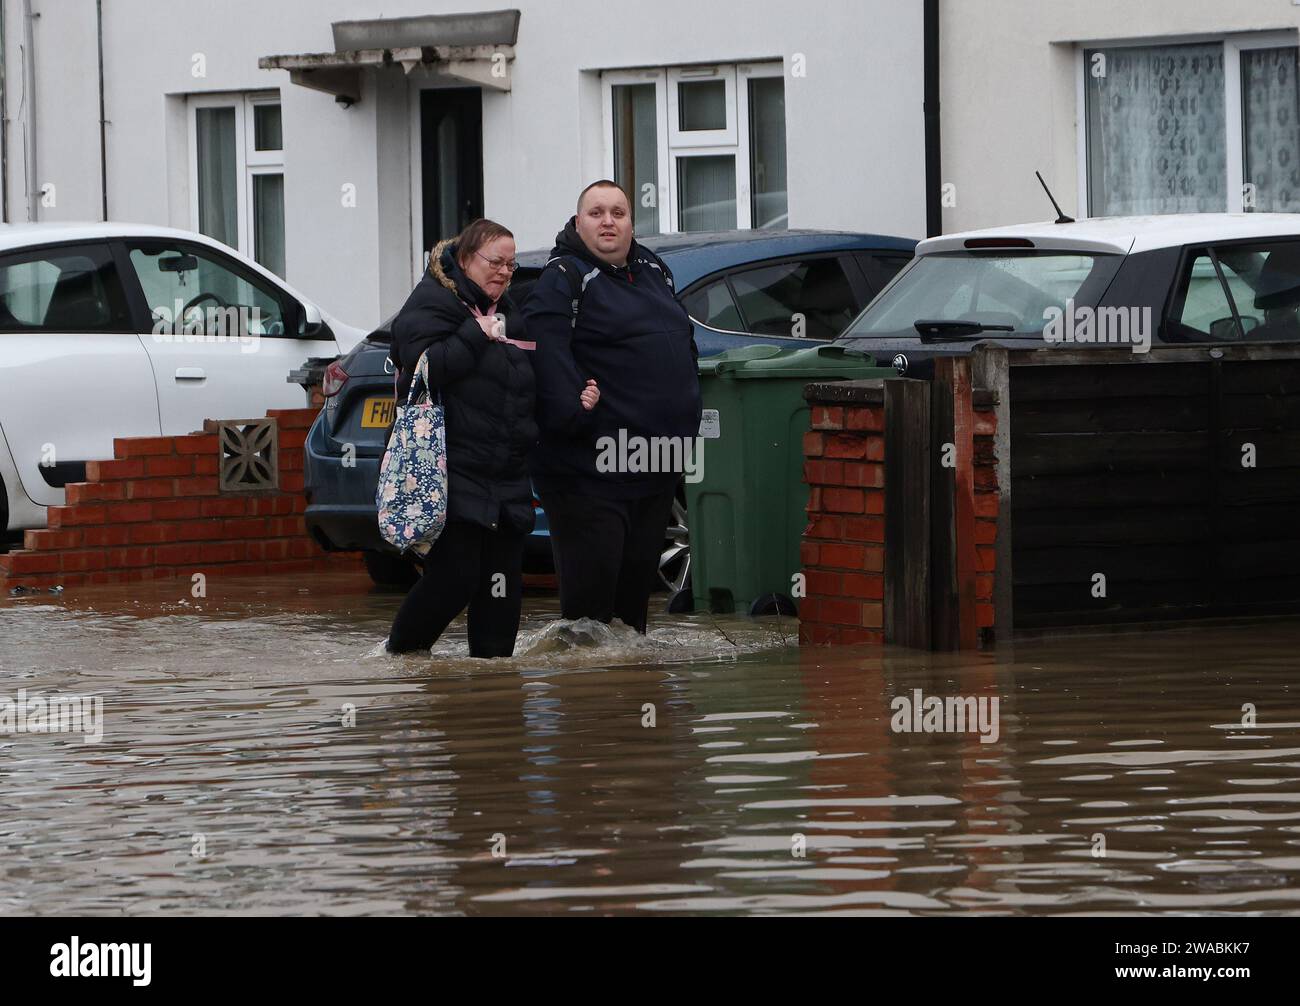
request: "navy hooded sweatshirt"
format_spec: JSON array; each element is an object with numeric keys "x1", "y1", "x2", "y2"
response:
[{"x1": 523, "y1": 217, "x2": 702, "y2": 498}]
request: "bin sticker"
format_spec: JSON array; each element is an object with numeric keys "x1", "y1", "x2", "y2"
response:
[{"x1": 699, "y1": 409, "x2": 721, "y2": 439}]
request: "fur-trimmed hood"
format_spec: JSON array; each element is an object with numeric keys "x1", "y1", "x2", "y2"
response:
[
  {"x1": 429, "y1": 238, "x2": 459, "y2": 293},
  {"x1": 429, "y1": 238, "x2": 497, "y2": 312}
]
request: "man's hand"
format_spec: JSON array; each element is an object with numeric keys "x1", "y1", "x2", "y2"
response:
[{"x1": 580, "y1": 379, "x2": 600, "y2": 411}]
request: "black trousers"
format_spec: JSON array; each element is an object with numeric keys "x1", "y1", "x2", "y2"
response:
[
  {"x1": 387, "y1": 519, "x2": 525, "y2": 657},
  {"x1": 540, "y1": 484, "x2": 676, "y2": 634}
]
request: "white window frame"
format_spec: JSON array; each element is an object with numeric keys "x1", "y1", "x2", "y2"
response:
[
  {"x1": 667, "y1": 66, "x2": 737, "y2": 147},
  {"x1": 188, "y1": 91, "x2": 283, "y2": 266},
  {"x1": 737, "y1": 62, "x2": 786, "y2": 230},
  {"x1": 1075, "y1": 31, "x2": 1298, "y2": 218},
  {"x1": 673, "y1": 146, "x2": 747, "y2": 230},
  {"x1": 244, "y1": 94, "x2": 283, "y2": 167},
  {"x1": 1225, "y1": 31, "x2": 1300, "y2": 212},
  {"x1": 408, "y1": 82, "x2": 426, "y2": 281},
  {"x1": 601, "y1": 61, "x2": 784, "y2": 235},
  {"x1": 602, "y1": 69, "x2": 672, "y2": 234}
]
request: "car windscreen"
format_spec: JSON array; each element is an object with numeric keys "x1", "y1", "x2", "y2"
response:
[{"x1": 840, "y1": 251, "x2": 1124, "y2": 339}]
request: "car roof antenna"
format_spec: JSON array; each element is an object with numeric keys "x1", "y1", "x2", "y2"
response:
[{"x1": 1035, "y1": 170, "x2": 1075, "y2": 225}]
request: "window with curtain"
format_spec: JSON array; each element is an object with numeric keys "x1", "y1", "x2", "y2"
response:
[
  {"x1": 1243, "y1": 47, "x2": 1300, "y2": 212},
  {"x1": 603, "y1": 64, "x2": 787, "y2": 233},
  {"x1": 191, "y1": 95, "x2": 286, "y2": 277},
  {"x1": 613, "y1": 83, "x2": 660, "y2": 235},
  {"x1": 196, "y1": 107, "x2": 238, "y2": 248},
  {"x1": 253, "y1": 174, "x2": 285, "y2": 278},
  {"x1": 1085, "y1": 43, "x2": 1227, "y2": 215},
  {"x1": 678, "y1": 80, "x2": 727, "y2": 131},
  {"x1": 247, "y1": 99, "x2": 285, "y2": 278},
  {"x1": 678, "y1": 155, "x2": 736, "y2": 231},
  {"x1": 749, "y1": 76, "x2": 787, "y2": 229}
]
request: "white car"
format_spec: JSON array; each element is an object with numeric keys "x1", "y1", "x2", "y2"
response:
[
  {"x1": 0, "y1": 222, "x2": 364, "y2": 533},
  {"x1": 837, "y1": 212, "x2": 1300, "y2": 372}
]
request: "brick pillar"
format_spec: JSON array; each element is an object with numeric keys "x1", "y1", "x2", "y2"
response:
[
  {"x1": 799, "y1": 376, "x2": 1000, "y2": 648},
  {"x1": 799, "y1": 382, "x2": 887, "y2": 645},
  {"x1": 973, "y1": 398, "x2": 999, "y2": 633}
]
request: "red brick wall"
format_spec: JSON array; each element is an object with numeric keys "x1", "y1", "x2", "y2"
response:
[
  {"x1": 0, "y1": 408, "x2": 353, "y2": 592},
  {"x1": 799, "y1": 391, "x2": 1000, "y2": 647},
  {"x1": 973, "y1": 403, "x2": 999, "y2": 633},
  {"x1": 799, "y1": 403, "x2": 887, "y2": 646}
]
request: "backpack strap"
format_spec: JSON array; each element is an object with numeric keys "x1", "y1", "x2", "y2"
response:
[
  {"x1": 543, "y1": 248, "x2": 675, "y2": 330},
  {"x1": 631, "y1": 247, "x2": 676, "y2": 293},
  {"x1": 545, "y1": 255, "x2": 602, "y2": 329}
]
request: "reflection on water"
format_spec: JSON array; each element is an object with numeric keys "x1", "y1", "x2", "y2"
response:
[{"x1": 3, "y1": 570, "x2": 1300, "y2": 915}]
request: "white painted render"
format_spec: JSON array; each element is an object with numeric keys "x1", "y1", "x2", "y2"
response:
[{"x1": 0, "y1": 0, "x2": 926, "y2": 332}]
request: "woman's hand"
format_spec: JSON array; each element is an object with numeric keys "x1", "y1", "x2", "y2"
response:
[
  {"x1": 580, "y1": 379, "x2": 600, "y2": 411},
  {"x1": 476, "y1": 314, "x2": 506, "y2": 341}
]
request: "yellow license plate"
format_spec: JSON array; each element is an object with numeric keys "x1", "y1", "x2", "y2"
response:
[{"x1": 360, "y1": 396, "x2": 395, "y2": 428}]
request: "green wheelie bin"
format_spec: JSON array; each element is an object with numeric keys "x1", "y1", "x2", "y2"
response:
[{"x1": 681, "y1": 343, "x2": 893, "y2": 616}]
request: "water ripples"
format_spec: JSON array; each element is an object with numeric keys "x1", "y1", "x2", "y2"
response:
[{"x1": 2, "y1": 573, "x2": 1300, "y2": 914}]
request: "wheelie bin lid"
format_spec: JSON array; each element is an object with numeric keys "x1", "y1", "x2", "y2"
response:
[{"x1": 698, "y1": 343, "x2": 887, "y2": 379}]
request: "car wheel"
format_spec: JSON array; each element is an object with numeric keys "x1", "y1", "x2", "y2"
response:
[
  {"x1": 749, "y1": 592, "x2": 798, "y2": 617},
  {"x1": 658, "y1": 494, "x2": 690, "y2": 593},
  {"x1": 363, "y1": 550, "x2": 420, "y2": 589}
]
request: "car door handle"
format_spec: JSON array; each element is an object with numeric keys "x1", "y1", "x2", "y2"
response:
[{"x1": 175, "y1": 367, "x2": 206, "y2": 381}]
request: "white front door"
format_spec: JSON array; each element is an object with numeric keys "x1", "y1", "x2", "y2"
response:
[
  {"x1": 122, "y1": 238, "x2": 336, "y2": 433},
  {"x1": 0, "y1": 242, "x2": 161, "y2": 509}
]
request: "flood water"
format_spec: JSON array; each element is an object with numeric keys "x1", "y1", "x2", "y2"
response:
[{"x1": 3, "y1": 569, "x2": 1300, "y2": 916}]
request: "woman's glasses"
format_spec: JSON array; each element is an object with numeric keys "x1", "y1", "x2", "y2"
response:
[{"x1": 475, "y1": 250, "x2": 519, "y2": 274}]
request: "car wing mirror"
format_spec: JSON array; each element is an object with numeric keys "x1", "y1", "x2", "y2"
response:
[
  {"x1": 300, "y1": 299, "x2": 326, "y2": 337},
  {"x1": 1201, "y1": 317, "x2": 1253, "y2": 345}
]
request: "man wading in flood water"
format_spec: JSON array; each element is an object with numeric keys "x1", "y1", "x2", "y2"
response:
[{"x1": 524, "y1": 180, "x2": 702, "y2": 633}]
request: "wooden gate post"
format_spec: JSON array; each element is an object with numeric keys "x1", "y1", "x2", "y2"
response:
[
  {"x1": 884, "y1": 378, "x2": 931, "y2": 648},
  {"x1": 933, "y1": 356, "x2": 979, "y2": 649}
]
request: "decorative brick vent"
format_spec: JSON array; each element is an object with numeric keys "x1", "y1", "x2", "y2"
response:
[{"x1": 211, "y1": 418, "x2": 279, "y2": 492}]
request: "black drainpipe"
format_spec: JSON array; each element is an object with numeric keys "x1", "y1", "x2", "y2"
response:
[
  {"x1": 96, "y1": 0, "x2": 107, "y2": 220},
  {"x1": 0, "y1": 0, "x2": 7, "y2": 223},
  {"x1": 923, "y1": 0, "x2": 941, "y2": 237}
]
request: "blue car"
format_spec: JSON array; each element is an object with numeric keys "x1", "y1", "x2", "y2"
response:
[{"x1": 304, "y1": 229, "x2": 915, "y2": 588}]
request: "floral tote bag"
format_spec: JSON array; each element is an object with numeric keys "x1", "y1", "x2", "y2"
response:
[{"x1": 375, "y1": 350, "x2": 448, "y2": 558}]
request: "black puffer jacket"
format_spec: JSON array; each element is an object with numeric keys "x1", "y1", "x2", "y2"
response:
[{"x1": 391, "y1": 241, "x2": 537, "y2": 533}]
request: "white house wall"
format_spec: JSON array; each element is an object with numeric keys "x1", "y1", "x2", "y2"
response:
[
  {"x1": 940, "y1": 0, "x2": 1299, "y2": 233},
  {"x1": 1, "y1": 0, "x2": 925, "y2": 330}
]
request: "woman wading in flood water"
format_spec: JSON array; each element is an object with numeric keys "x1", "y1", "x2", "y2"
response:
[{"x1": 384, "y1": 219, "x2": 599, "y2": 657}]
